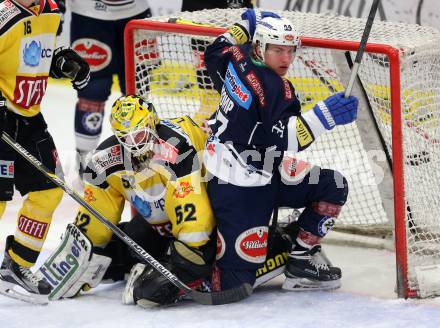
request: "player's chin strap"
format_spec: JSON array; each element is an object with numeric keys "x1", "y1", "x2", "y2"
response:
[
  {"x1": 35, "y1": 224, "x2": 111, "y2": 300},
  {"x1": 1, "y1": 131, "x2": 252, "y2": 305}
]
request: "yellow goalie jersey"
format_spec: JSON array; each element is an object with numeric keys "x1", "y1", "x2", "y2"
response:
[
  {"x1": 75, "y1": 116, "x2": 215, "y2": 248},
  {"x1": 0, "y1": 0, "x2": 61, "y2": 117}
]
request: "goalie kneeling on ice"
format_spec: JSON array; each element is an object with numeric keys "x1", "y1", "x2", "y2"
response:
[{"x1": 36, "y1": 224, "x2": 111, "y2": 300}]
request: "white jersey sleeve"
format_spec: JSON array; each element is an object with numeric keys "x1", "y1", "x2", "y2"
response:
[{"x1": 70, "y1": 0, "x2": 150, "y2": 20}]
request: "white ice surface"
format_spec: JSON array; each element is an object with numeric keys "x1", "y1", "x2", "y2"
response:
[{"x1": 1, "y1": 84, "x2": 440, "y2": 327}]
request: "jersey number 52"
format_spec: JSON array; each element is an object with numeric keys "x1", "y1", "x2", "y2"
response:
[{"x1": 175, "y1": 204, "x2": 197, "y2": 224}]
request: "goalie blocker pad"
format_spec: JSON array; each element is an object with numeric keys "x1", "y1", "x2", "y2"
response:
[{"x1": 36, "y1": 224, "x2": 111, "y2": 300}]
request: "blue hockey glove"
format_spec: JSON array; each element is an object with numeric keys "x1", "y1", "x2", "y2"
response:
[
  {"x1": 229, "y1": 9, "x2": 280, "y2": 44},
  {"x1": 313, "y1": 92, "x2": 358, "y2": 130}
]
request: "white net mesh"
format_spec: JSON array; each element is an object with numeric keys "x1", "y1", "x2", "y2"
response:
[{"x1": 126, "y1": 9, "x2": 440, "y2": 297}]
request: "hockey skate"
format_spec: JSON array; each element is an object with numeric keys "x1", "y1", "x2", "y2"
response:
[
  {"x1": 282, "y1": 244, "x2": 341, "y2": 291},
  {"x1": 0, "y1": 236, "x2": 51, "y2": 304}
]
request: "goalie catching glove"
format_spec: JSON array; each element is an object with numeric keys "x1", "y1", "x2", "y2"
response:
[
  {"x1": 50, "y1": 47, "x2": 90, "y2": 90},
  {"x1": 123, "y1": 239, "x2": 214, "y2": 307}
]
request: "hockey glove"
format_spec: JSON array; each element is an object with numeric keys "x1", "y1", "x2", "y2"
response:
[
  {"x1": 229, "y1": 9, "x2": 280, "y2": 45},
  {"x1": 55, "y1": 0, "x2": 66, "y2": 36},
  {"x1": 313, "y1": 92, "x2": 358, "y2": 130},
  {"x1": 0, "y1": 91, "x2": 7, "y2": 136},
  {"x1": 50, "y1": 47, "x2": 90, "y2": 90}
]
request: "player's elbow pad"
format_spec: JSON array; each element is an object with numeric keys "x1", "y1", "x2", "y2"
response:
[
  {"x1": 227, "y1": 22, "x2": 251, "y2": 45},
  {"x1": 286, "y1": 111, "x2": 328, "y2": 152}
]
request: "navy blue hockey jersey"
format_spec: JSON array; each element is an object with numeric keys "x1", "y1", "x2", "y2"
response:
[{"x1": 203, "y1": 34, "x2": 328, "y2": 186}]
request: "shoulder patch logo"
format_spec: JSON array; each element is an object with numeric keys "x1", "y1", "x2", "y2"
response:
[
  {"x1": 0, "y1": 1, "x2": 20, "y2": 30},
  {"x1": 153, "y1": 138, "x2": 179, "y2": 164},
  {"x1": 245, "y1": 71, "x2": 265, "y2": 107},
  {"x1": 282, "y1": 79, "x2": 293, "y2": 100},
  {"x1": 225, "y1": 62, "x2": 252, "y2": 110},
  {"x1": 228, "y1": 46, "x2": 244, "y2": 62},
  {"x1": 92, "y1": 145, "x2": 123, "y2": 174},
  {"x1": 173, "y1": 181, "x2": 194, "y2": 199}
]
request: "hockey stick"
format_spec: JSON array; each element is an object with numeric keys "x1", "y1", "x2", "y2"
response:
[
  {"x1": 0, "y1": 132, "x2": 252, "y2": 305},
  {"x1": 345, "y1": 0, "x2": 380, "y2": 97}
]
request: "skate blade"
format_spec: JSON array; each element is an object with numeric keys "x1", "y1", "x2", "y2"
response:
[
  {"x1": 122, "y1": 263, "x2": 146, "y2": 305},
  {"x1": 254, "y1": 267, "x2": 285, "y2": 288},
  {"x1": 0, "y1": 280, "x2": 49, "y2": 305},
  {"x1": 136, "y1": 298, "x2": 162, "y2": 309},
  {"x1": 281, "y1": 276, "x2": 341, "y2": 291}
]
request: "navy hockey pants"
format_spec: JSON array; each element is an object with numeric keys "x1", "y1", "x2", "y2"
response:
[{"x1": 207, "y1": 167, "x2": 348, "y2": 289}]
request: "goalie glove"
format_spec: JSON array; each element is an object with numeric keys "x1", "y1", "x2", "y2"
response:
[
  {"x1": 123, "y1": 240, "x2": 213, "y2": 306},
  {"x1": 61, "y1": 252, "x2": 112, "y2": 298},
  {"x1": 228, "y1": 9, "x2": 281, "y2": 45},
  {"x1": 313, "y1": 92, "x2": 358, "y2": 130},
  {"x1": 50, "y1": 47, "x2": 90, "y2": 90}
]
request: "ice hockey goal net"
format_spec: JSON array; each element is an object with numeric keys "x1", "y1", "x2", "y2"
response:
[{"x1": 124, "y1": 8, "x2": 440, "y2": 299}]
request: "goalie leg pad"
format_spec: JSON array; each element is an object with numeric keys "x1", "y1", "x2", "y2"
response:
[
  {"x1": 36, "y1": 224, "x2": 93, "y2": 300},
  {"x1": 61, "y1": 252, "x2": 111, "y2": 298}
]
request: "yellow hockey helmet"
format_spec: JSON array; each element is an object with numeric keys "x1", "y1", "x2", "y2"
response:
[{"x1": 110, "y1": 95, "x2": 160, "y2": 157}]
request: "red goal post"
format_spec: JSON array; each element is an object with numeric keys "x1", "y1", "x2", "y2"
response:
[{"x1": 124, "y1": 9, "x2": 440, "y2": 299}]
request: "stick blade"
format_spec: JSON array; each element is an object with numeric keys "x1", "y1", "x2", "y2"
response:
[{"x1": 189, "y1": 283, "x2": 253, "y2": 305}]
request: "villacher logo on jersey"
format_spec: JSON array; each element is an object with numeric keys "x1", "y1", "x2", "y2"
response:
[
  {"x1": 235, "y1": 226, "x2": 268, "y2": 264},
  {"x1": 72, "y1": 38, "x2": 111, "y2": 72}
]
